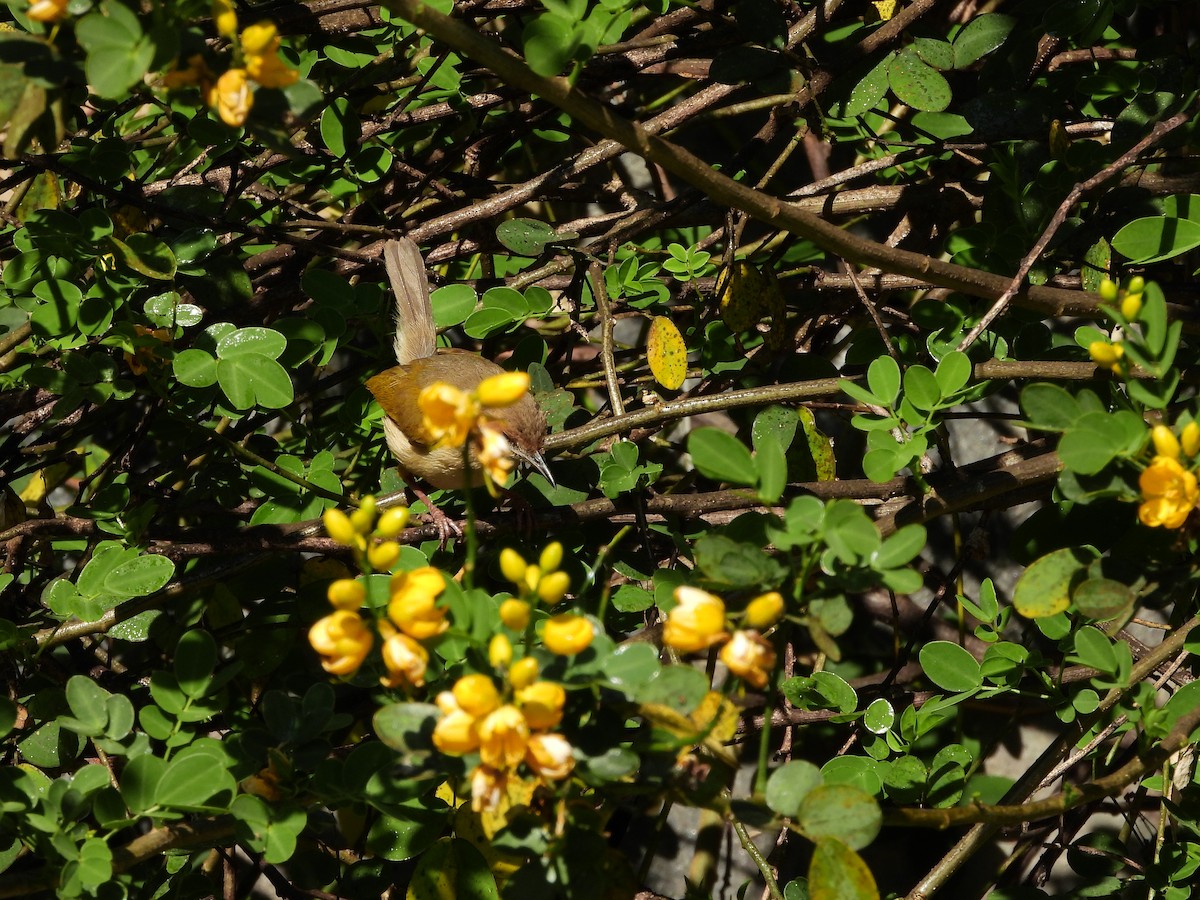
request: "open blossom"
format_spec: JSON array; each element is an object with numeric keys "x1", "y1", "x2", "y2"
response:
[
  {"x1": 477, "y1": 423, "x2": 516, "y2": 486},
  {"x1": 433, "y1": 692, "x2": 480, "y2": 755},
  {"x1": 471, "y1": 765, "x2": 509, "y2": 813},
  {"x1": 525, "y1": 733, "x2": 574, "y2": 781},
  {"x1": 516, "y1": 680, "x2": 566, "y2": 731},
  {"x1": 478, "y1": 705, "x2": 530, "y2": 769},
  {"x1": 387, "y1": 566, "x2": 447, "y2": 639},
  {"x1": 419, "y1": 382, "x2": 479, "y2": 448},
  {"x1": 720, "y1": 630, "x2": 777, "y2": 689},
  {"x1": 208, "y1": 68, "x2": 253, "y2": 127},
  {"x1": 1139, "y1": 456, "x2": 1199, "y2": 529},
  {"x1": 308, "y1": 610, "x2": 372, "y2": 676},
  {"x1": 542, "y1": 614, "x2": 594, "y2": 656},
  {"x1": 380, "y1": 632, "x2": 428, "y2": 689},
  {"x1": 27, "y1": 0, "x2": 68, "y2": 23},
  {"x1": 663, "y1": 586, "x2": 727, "y2": 653}
]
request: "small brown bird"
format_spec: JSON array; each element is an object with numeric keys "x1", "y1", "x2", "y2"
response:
[{"x1": 366, "y1": 239, "x2": 550, "y2": 490}]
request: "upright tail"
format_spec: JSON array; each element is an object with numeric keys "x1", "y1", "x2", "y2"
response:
[{"x1": 384, "y1": 238, "x2": 436, "y2": 365}]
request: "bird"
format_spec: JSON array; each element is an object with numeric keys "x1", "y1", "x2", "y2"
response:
[{"x1": 366, "y1": 238, "x2": 551, "y2": 491}]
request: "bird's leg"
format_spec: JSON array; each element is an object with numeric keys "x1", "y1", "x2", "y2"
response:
[{"x1": 406, "y1": 483, "x2": 462, "y2": 548}]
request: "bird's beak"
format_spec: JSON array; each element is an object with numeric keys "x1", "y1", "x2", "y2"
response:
[{"x1": 512, "y1": 446, "x2": 555, "y2": 488}]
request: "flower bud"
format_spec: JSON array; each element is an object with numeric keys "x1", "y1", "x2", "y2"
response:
[
  {"x1": 1098, "y1": 279, "x2": 1119, "y2": 302},
  {"x1": 499, "y1": 548, "x2": 527, "y2": 585},
  {"x1": 433, "y1": 710, "x2": 479, "y2": 755},
  {"x1": 476, "y1": 371, "x2": 531, "y2": 408},
  {"x1": 453, "y1": 673, "x2": 501, "y2": 718},
  {"x1": 524, "y1": 564, "x2": 541, "y2": 595},
  {"x1": 1127, "y1": 275, "x2": 1145, "y2": 295},
  {"x1": 1088, "y1": 341, "x2": 1123, "y2": 370},
  {"x1": 1182, "y1": 422, "x2": 1200, "y2": 458},
  {"x1": 212, "y1": 0, "x2": 238, "y2": 39},
  {"x1": 489, "y1": 634, "x2": 513, "y2": 669},
  {"x1": 539, "y1": 542, "x2": 563, "y2": 573},
  {"x1": 508, "y1": 657, "x2": 539, "y2": 689},
  {"x1": 367, "y1": 541, "x2": 401, "y2": 572},
  {"x1": 1121, "y1": 292, "x2": 1143, "y2": 320},
  {"x1": 744, "y1": 591, "x2": 784, "y2": 629},
  {"x1": 376, "y1": 506, "x2": 410, "y2": 538},
  {"x1": 323, "y1": 508, "x2": 357, "y2": 546},
  {"x1": 326, "y1": 578, "x2": 365, "y2": 611},
  {"x1": 1152, "y1": 424, "x2": 1181, "y2": 460},
  {"x1": 499, "y1": 599, "x2": 531, "y2": 630},
  {"x1": 240, "y1": 20, "x2": 279, "y2": 55},
  {"x1": 537, "y1": 571, "x2": 571, "y2": 605},
  {"x1": 350, "y1": 506, "x2": 375, "y2": 535}
]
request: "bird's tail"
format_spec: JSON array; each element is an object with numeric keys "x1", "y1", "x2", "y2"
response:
[{"x1": 384, "y1": 238, "x2": 436, "y2": 364}]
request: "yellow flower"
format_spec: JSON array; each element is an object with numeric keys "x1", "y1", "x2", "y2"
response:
[
  {"x1": 326, "y1": 578, "x2": 365, "y2": 611},
  {"x1": 516, "y1": 681, "x2": 565, "y2": 731},
  {"x1": 499, "y1": 598, "x2": 531, "y2": 630},
  {"x1": 27, "y1": 0, "x2": 68, "y2": 23},
  {"x1": 433, "y1": 709, "x2": 480, "y2": 755},
  {"x1": 476, "y1": 371, "x2": 531, "y2": 407},
  {"x1": 478, "y1": 705, "x2": 530, "y2": 770},
  {"x1": 744, "y1": 591, "x2": 784, "y2": 629},
  {"x1": 1183, "y1": 422, "x2": 1200, "y2": 458},
  {"x1": 663, "y1": 586, "x2": 728, "y2": 654},
  {"x1": 499, "y1": 548, "x2": 527, "y2": 585},
  {"x1": 162, "y1": 54, "x2": 216, "y2": 90},
  {"x1": 240, "y1": 21, "x2": 280, "y2": 55},
  {"x1": 453, "y1": 673, "x2": 501, "y2": 718},
  {"x1": 1139, "y1": 456, "x2": 1200, "y2": 529},
  {"x1": 720, "y1": 630, "x2": 777, "y2": 689},
  {"x1": 308, "y1": 610, "x2": 372, "y2": 676},
  {"x1": 1151, "y1": 424, "x2": 1181, "y2": 460},
  {"x1": 477, "y1": 422, "x2": 515, "y2": 487},
  {"x1": 212, "y1": 0, "x2": 238, "y2": 37},
  {"x1": 246, "y1": 50, "x2": 299, "y2": 88},
  {"x1": 525, "y1": 733, "x2": 574, "y2": 781},
  {"x1": 418, "y1": 382, "x2": 479, "y2": 448},
  {"x1": 508, "y1": 657, "x2": 539, "y2": 689},
  {"x1": 489, "y1": 634, "x2": 513, "y2": 669},
  {"x1": 1088, "y1": 340, "x2": 1123, "y2": 374},
  {"x1": 208, "y1": 68, "x2": 253, "y2": 127},
  {"x1": 470, "y1": 765, "x2": 509, "y2": 813},
  {"x1": 387, "y1": 567, "x2": 448, "y2": 639},
  {"x1": 380, "y1": 632, "x2": 428, "y2": 689},
  {"x1": 542, "y1": 614, "x2": 594, "y2": 656}
]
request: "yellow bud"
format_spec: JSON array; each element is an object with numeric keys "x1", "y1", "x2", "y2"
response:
[
  {"x1": 508, "y1": 656, "x2": 539, "y2": 689},
  {"x1": 376, "y1": 506, "x2": 410, "y2": 538},
  {"x1": 1182, "y1": 422, "x2": 1200, "y2": 458},
  {"x1": 453, "y1": 674, "x2": 501, "y2": 717},
  {"x1": 499, "y1": 548, "x2": 527, "y2": 585},
  {"x1": 326, "y1": 578, "x2": 365, "y2": 611},
  {"x1": 500, "y1": 599, "x2": 531, "y2": 630},
  {"x1": 476, "y1": 371, "x2": 531, "y2": 408},
  {"x1": 744, "y1": 591, "x2": 785, "y2": 629},
  {"x1": 1088, "y1": 341, "x2": 1123, "y2": 369},
  {"x1": 1098, "y1": 278, "x2": 1119, "y2": 302},
  {"x1": 367, "y1": 541, "x2": 401, "y2": 572},
  {"x1": 323, "y1": 508, "x2": 357, "y2": 546},
  {"x1": 1127, "y1": 275, "x2": 1145, "y2": 294},
  {"x1": 212, "y1": 0, "x2": 238, "y2": 39},
  {"x1": 1152, "y1": 424, "x2": 1181, "y2": 460},
  {"x1": 538, "y1": 542, "x2": 563, "y2": 573},
  {"x1": 537, "y1": 570, "x2": 570, "y2": 605},
  {"x1": 240, "y1": 20, "x2": 279, "y2": 55},
  {"x1": 350, "y1": 505, "x2": 375, "y2": 534},
  {"x1": 1121, "y1": 293, "x2": 1143, "y2": 320},
  {"x1": 489, "y1": 634, "x2": 513, "y2": 669},
  {"x1": 523, "y1": 564, "x2": 541, "y2": 595}
]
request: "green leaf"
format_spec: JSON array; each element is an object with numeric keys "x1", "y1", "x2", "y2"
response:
[
  {"x1": 232, "y1": 795, "x2": 309, "y2": 863},
  {"x1": 752, "y1": 406, "x2": 798, "y2": 455},
  {"x1": 120, "y1": 753, "x2": 166, "y2": 814},
  {"x1": 407, "y1": 838, "x2": 499, "y2": 900},
  {"x1": 216, "y1": 327, "x2": 287, "y2": 360},
  {"x1": 104, "y1": 554, "x2": 174, "y2": 598},
  {"x1": 865, "y1": 355, "x2": 900, "y2": 406},
  {"x1": 603, "y1": 643, "x2": 661, "y2": 688},
  {"x1": 766, "y1": 760, "x2": 822, "y2": 818},
  {"x1": 902, "y1": 365, "x2": 940, "y2": 411},
  {"x1": 688, "y1": 427, "x2": 756, "y2": 485},
  {"x1": 174, "y1": 630, "x2": 217, "y2": 698},
  {"x1": 1020, "y1": 383, "x2": 1080, "y2": 429},
  {"x1": 952, "y1": 14, "x2": 1016, "y2": 68},
  {"x1": 216, "y1": 355, "x2": 294, "y2": 410},
  {"x1": 797, "y1": 784, "x2": 882, "y2": 850},
  {"x1": 863, "y1": 698, "x2": 894, "y2": 734},
  {"x1": 808, "y1": 838, "x2": 879, "y2": 900},
  {"x1": 757, "y1": 437, "x2": 787, "y2": 504},
  {"x1": 373, "y1": 702, "x2": 438, "y2": 760},
  {"x1": 1071, "y1": 626, "x2": 1118, "y2": 675},
  {"x1": 887, "y1": 50, "x2": 951, "y2": 112},
  {"x1": 912, "y1": 38, "x2": 954, "y2": 71},
  {"x1": 1013, "y1": 546, "x2": 1098, "y2": 618},
  {"x1": 173, "y1": 348, "x2": 218, "y2": 388},
  {"x1": 320, "y1": 97, "x2": 359, "y2": 157},
  {"x1": 1057, "y1": 410, "x2": 1140, "y2": 475},
  {"x1": 108, "y1": 233, "x2": 177, "y2": 280},
  {"x1": 637, "y1": 664, "x2": 709, "y2": 715},
  {"x1": 1111, "y1": 216, "x2": 1200, "y2": 264},
  {"x1": 822, "y1": 500, "x2": 881, "y2": 562},
  {"x1": 523, "y1": 13, "x2": 579, "y2": 77},
  {"x1": 872, "y1": 523, "x2": 926, "y2": 569},
  {"x1": 76, "y1": 3, "x2": 156, "y2": 99},
  {"x1": 1073, "y1": 577, "x2": 1134, "y2": 622},
  {"x1": 934, "y1": 351, "x2": 971, "y2": 395},
  {"x1": 431, "y1": 284, "x2": 477, "y2": 328},
  {"x1": 156, "y1": 754, "x2": 235, "y2": 809},
  {"x1": 918, "y1": 641, "x2": 982, "y2": 692},
  {"x1": 842, "y1": 53, "x2": 892, "y2": 118},
  {"x1": 496, "y1": 218, "x2": 559, "y2": 256}
]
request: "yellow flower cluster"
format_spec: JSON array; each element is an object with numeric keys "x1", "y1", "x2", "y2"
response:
[
  {"x1": 432, "y1": 661, "x2": 574, "y2": 812},
  {"x1": 309, "y1": 497, "x2": 450, "y2": 687},
  {"x1": 498, "y1": 542, "x2": 593, "y2": 655},
  {"x1": 419, "y1": 372, "x2": 531, "y2": 492},
  {"x1": 661, "y1": 586, "x2": 782, "y2": 689},
  {"x1": 1139, "y1": 423, "x2": 1200, "y2": 529},
  {"x1": 323, "y1": 496, "x2": 410, "y2": 574},
  {"x1": 163, "y1": 4, "x2": 299, "y2": 128},
  {"x1": 1098, "y1": 275, "x2": 1144, "y2": 321}
]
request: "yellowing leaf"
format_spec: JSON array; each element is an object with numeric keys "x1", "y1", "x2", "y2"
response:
[
  {"x1": 871, "y1": 0, "x2": 897, "y2": 22},
  {"x1": 799, "y1": 408, "x2": 836, "y2": 482},
  {"x1": 647, "y1": 315, "x2": 687, "y2": 390},
  {"x1": 1012, "y1": 547, "x2": 1097, "y2": 618},
  {"x1": 453, "y1": 803, "x2": 524, "y2": 880},
  {"x1": 1049, "y1": 118, "x2": 1070, "y2": 159},
  {"x1": 720, "y1": 261, "x2": 787, "y2": 343}
]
